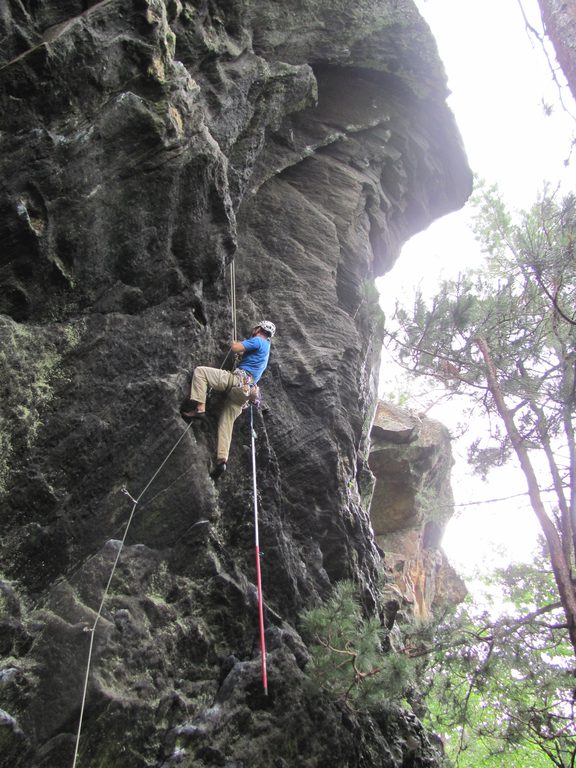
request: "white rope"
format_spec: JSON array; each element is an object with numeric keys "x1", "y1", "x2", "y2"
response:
[
  {"x1": 230, "y1": 260, "x2": 238, "y2": 341},
  {"x1": 74, "y1": 260, "x2": 241, "y2": 764},
  {"x1": 71, "y1": 421, "x2": 193, "y2": 768}
]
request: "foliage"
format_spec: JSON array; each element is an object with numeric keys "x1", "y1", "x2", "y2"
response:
[
  {"x1": 408, "y1": 549, "x2": 576, "y2": 767},
  {"x1": 386, "y1": 182, "x2": 576, "y2": 657},
  {"x1": 301, "y1": 580, "x2": 412, "y2": 709}
]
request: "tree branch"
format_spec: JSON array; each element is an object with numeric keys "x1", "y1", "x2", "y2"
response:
[{"x1": 475, "y1": 335, "x2": 576, "y2": 656}]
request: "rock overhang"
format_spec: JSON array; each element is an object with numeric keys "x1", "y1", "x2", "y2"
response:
[{"x1": 0, "y1": 1, "x2": 472, "y2": 766}]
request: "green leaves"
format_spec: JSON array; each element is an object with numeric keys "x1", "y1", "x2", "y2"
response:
[
  {"x1": 388, "y1": 186, "x2": 576, "y2": 445},
  {"x1": 417, "y1": 558, "x2": 575, "y2": 767},
  {"x1": 387, "y1": 182, "x2": 576, "y2": 763},
  {"x1": 386, "y1": 183, "x2": 576, "y2": 530},
  {"x1": 301, "y1": 580, "x2": 412, "y2": 709}
]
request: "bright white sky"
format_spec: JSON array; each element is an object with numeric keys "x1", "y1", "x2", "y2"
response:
[{"x1": 378, "y1": 0, "x2": 576, "y2": 578}]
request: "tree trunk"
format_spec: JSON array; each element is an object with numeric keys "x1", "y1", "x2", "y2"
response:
[
  {"x1": 475, "y1": 335, "x2": 576, "y2": 657},
  {"x1": 538, "y1": 0, "x2": 576, "y2": 103}
]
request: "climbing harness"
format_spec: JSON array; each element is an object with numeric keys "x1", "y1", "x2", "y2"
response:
[
  {"x1": 232, "y1": 368, "x2": 259, "y2": 407},
  {"x1": 250, "y1": 404, "x2": 268, "y2": 695},
  {"x1": 71, "y1": 421, "x2": 194, "y2": 768}
]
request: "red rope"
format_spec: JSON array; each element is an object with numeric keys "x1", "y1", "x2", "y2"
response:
[
  {"x1": 255, "y1": 544, "x2": 268, "y2": 694},
  {"x1": 250, "y1": 406, "x2": 268, "y2": 694}
]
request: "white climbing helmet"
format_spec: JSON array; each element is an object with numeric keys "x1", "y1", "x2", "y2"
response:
[{"x1": 257, "y1": 320, "x2": 276, "y2": 337}]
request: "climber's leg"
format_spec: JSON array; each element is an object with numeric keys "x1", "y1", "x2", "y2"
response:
[{"x1": 181, "y1": 367, "x2": 234, "y2": 421}]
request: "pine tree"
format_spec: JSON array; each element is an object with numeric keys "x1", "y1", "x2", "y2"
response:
[
  {"x1": 388, "y1": 184, "x2": 576, "y2": 659},
  {"x1": 301, "y1": 580, "x2": 411, "y2": 708},
  {"x1": 410, "y1": 549, "x2": 575, "y2": 767}
]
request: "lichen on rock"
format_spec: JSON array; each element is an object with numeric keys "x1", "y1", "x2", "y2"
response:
[{"x1": 0, "y1": 0, "x2": 471, "y2": 765}]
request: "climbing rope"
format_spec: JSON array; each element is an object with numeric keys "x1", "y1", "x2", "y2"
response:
[
  {"x1": 72, "y1": 259, "x2": 257, "y2": 765},
  {"x1": 230, "y1": 259, "x2": 238, "y2": 341},
  {"x1": 71, "y1": 421, "x2": 194, "y2": 768},
  {"x1": 231, "y1": 262, "x2": 267, "y2": 691},
  {"x1": 209, "y1": 261, "x2": 238, "y2": 380},
  {"x1": 249, "y1": 405, "x2": 268, "y2": 695},
  {"x1": 205, "y1": 260, "x2": 238, "y2": 400}
]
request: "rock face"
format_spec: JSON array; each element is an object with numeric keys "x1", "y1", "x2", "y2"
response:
[
  {"x1": 0, "y1": 2, "x2": 471, "y2": 767},
  {"x1": 369, "y1": 403, "x2": 467, "y2": 624}
]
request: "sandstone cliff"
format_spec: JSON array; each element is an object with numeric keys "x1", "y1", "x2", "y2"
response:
[
  {"x1": 369, "y1": 403, "x2": 467, "y2": 627},
  {"x1": 0, "y1": 1, "x2": 472, "y2": 766}
]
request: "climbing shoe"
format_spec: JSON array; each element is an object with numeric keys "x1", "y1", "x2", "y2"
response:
[
  {"x1": 180, "y1": 399, "x2": 206, "y2": 423},
  {"x1": 209, "y1": 462, "x2": 227, "y2": 481},
  {"x1": 181, "y1": 410, "x2": 206, "y2": 424}
]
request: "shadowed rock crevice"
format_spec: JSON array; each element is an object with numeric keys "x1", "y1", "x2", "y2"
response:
[{"x1": 0, "y1": 1, "x2": 471, "y2": 766}]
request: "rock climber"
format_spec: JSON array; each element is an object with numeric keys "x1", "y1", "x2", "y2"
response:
[{"x1": 180, "y1": 320, "x2": 276, "y2": 481}]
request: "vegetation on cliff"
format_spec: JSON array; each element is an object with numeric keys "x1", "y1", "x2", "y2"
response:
[
  {"x1": 302, "y1": 580, "x2": 413, "y2": 708},
  {"x1": 410, "y1": 548, "x2": 575, "y2": 767},
  {"x1": 388, "y1": 184, "x2": 576, "y2": 764}
]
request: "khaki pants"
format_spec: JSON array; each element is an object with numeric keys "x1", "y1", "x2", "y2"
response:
[{"x1": 190, "y1": 366, "x2": 249, "y2": 462}]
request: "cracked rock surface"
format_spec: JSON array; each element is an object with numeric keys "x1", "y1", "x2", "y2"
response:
[{"x1": 0, "y1": 1, "x2": 471, "y2": 766}]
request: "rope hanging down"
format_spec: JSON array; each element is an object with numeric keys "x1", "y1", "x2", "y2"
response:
[
  {"x1": 71, "y1": 422, "x2": 194, "y2": 768},
  {"x1": 73, "y1": 260, "x2": 262, "y2": 766},
  {"x1": 231, "y1": 261, "x2": 267, "y2": 691},
  {"x1": 230, "y1": 259, "x2": 238, "y2": 341},
  {"x1": 250, "y1": 405, "x2": 268, "y2": 695},
  {"x1": 212, "y1": 261, "x2": 238, "y2": 376},
  {"x1": 230, "y1": 263, "x2": 267, "y2": 690}
]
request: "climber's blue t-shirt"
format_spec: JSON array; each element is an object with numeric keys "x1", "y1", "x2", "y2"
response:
[{"x1": 238, "y1": 336, "x2": 270, "y2": 383}]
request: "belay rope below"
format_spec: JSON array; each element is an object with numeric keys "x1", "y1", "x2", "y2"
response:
[
  {"x1": 71, "y1": 421, "x2": 194, "y2": 768},
  {"x1": 72, "y1": 261, "x2": 268, "y2": 765},
  {"x1": 233, "y1": 258, "x2": 267, "y2": 692},
  {"x1": 225, "y1": 260, "x2": 268, "y2": 691},
  {"x1": 250, "y1": 404, "x2": 268, "y2": 695},
  {"x1": 230, "y1": 260, "x2": 268, "y2": 691}
]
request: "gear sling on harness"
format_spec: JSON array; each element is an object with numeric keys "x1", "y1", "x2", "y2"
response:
[{"x1": 227, "y1": 368, "x2": 260, "y2": 404}]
